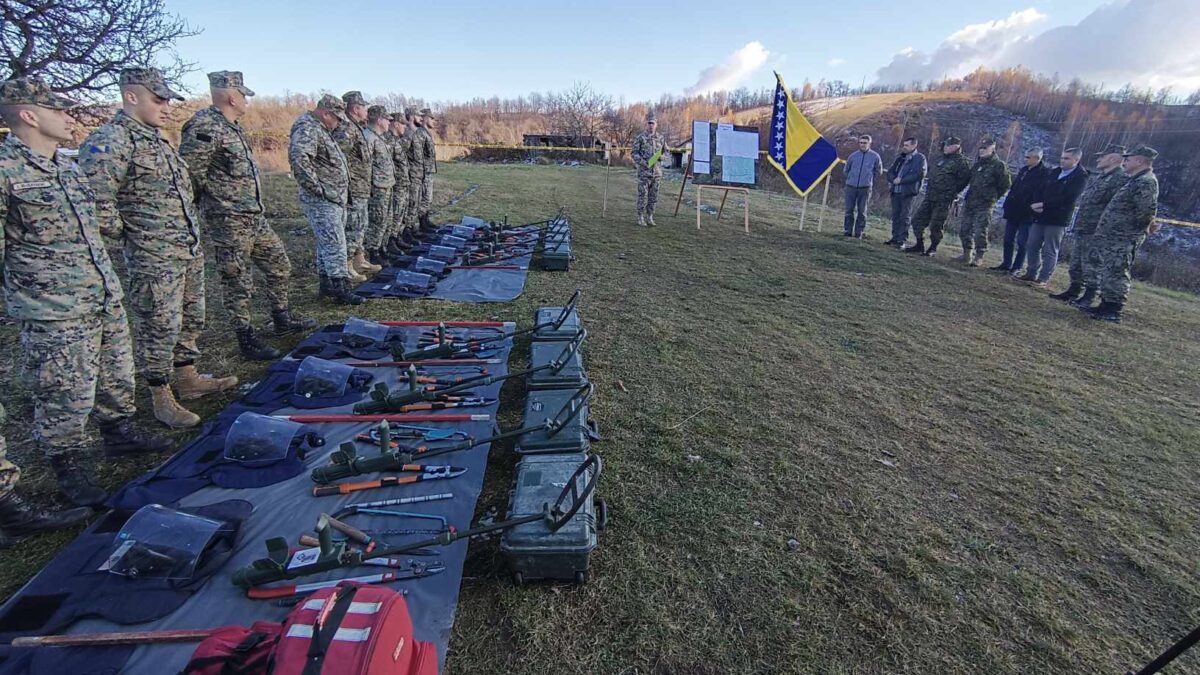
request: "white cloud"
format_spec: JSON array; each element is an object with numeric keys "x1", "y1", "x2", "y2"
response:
[
  {"x1": 827, "y1": 57, "x2": 847, "y2": 67},
  {"x1": 685, "y1": 41, "x2": 771, "y2": 96},
  {"x1": 875, "y1": 0, "x2": 1200, "y2": 92}
]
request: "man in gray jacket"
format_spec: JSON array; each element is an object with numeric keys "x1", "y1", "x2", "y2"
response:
[
  {"x1": 842, "y1": 134, "x2": 882, "y2": 238},
  {"x1": 884, "y1": 137, "x2": 926, "y2": 247}
]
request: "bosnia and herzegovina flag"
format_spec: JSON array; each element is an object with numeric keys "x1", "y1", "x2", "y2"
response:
[{"x1": 766, "y1": 72, "x2": 839, "y2": 196}]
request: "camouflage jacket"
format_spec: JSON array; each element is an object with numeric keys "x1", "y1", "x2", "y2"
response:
[
  {"x1": 288, "y1": 112, "x2": 348, "y2": 205},
  {"x1": 0, "y1": 134, "x2": 123, "y2": 320},
  {"x1": 79, "y1": 110, "x2": 202, "y2": 267},
  {"x1": 632, "y1": 131, "x2": 668, "y2": 176},
  {"x1": 964, "y1": 153, "x2": 1011, "y2": 208},
  {"x1": 388, "y1": 133, "x2": 411, "y2": 189},
  {"x1": 405, "y1": 128, "x2": 425, "y2": 181},
  {"x1": 925, "y1": 151, "x2": 972, "y2": 202},
  {"x1": 1094, "y1": 168, "x2": 1159, "y2": 240},
  {"x1": 1072, "y1": 167, "x2": 1127, "y2": 235},
  {"x1": 363, "y1": 127, "x2": 394, "y2": 190},
  {"x1": 179, "y1": 105, "x2": 263, "y2": 216},
  {"x1": 332, "y1": 119, "x2": 371, "y2": 200},
  {"x1": 411, "y1": 126, "x2": 436, "y2": 175}
]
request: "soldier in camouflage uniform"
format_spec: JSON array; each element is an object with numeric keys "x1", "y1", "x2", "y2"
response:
[
  {"x1": 332, "y1": 91, "x2": 374, "y2": 282},
  {"x1": 1050, "y1": 144, "x2": 1127, "y2": 306},
  {"x1": 0, "y1": 77, "x2": 171, "y2": 510},
  {"x1": 631, "y1": 111, "x2": 668, "y2": 226},
  {"x1": 386, "y1": 112, "x2": 412, "y2": 255},
  {"x1": 1085, "y1": 145, "x2": 1160, "y2": 323},
  {"x1": 362, "y1": 105, "x2": 395, "y2": 267},
  {"x1": 955, "y1": 137, "x2": 1011, "y2": 266},
  {"x1": 904, "y1": 136, "x2": 971, "y2": 256},
  {"x1": 415, "y1": 108, "x2": 438, "y2": 230},
  {"x1": 179, "y1": 71, "x2": 315, "y2": 362},
  {"x1": 288, "y1": 94, "x2": 363, "y2": 306},
  {"x1": 403, "y1": 107, "x2": 425, "y2": 238},
  {"x1": 80, "y1": 68, "x2": 238, "y2": 431}
]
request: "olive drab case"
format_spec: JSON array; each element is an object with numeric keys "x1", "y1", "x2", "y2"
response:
[
  {"x1": 527, "y1": 332, "x2": 587, "y2": 391},
  {"x1": 531, "y1": 303, "x2": 582, "y2": 342},
  {"x1": 515, "y1": 384, "x2": 598, "y2": 455}
]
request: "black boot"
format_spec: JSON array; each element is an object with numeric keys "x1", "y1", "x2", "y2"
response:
[
  {"x1": 237, "y1": 326, "x2": 281, "y2": 361},
  {"x1": 1089, "y1": 301, "x2": 1123, "y2": 322},
  {"x1": 317, "y1": 273, "x2": 334, "y2": 300},
  {"x1": 1050, "y1": 283, "x2": 1083, "y2": 301},
  {"x1": 331, "y1": 277, "x2": 365, "y2": 306},
  {"x1": 921, "y1": 240, "x2": 940, "y2": 257},
  {"x1": 1070, "y1": 287, "x2": 1097, "y2": 309},
  {"x1": 272, "y1": 309, "x2": 316, "y2": 336},
  {"x1": 419, "y1": 214, "x2": 436, "y2": 232},
  {"x1": 903, "y1": 239, "x2": 925, "y2": 254},
  {"x1": 49, "y1": 455, "x2": 107, "y2": 507},
  {"x1": 367, "y1": 249, "x2": 388, "y2": 267},
  {"x1": 0, "y1": 491, "x2": 91, "y2": 544},
  {"x1": 100, "y1": 418, "x2": 173, "y2": 458}
]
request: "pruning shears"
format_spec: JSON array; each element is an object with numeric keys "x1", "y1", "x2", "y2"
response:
[
  {"x1": 246, "y1": 561, "x2": 447, "y2": 602},
  {"x1": 360, "y1": 423, "x2": 471, "y2": 443},
  {"x1": 312, "y1": 465, "x2": 467, "y2": 497}
]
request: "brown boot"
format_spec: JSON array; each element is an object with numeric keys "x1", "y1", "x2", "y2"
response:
[
  {"x1": 346, "y1": 259, "x2": 367, "y2": 284},
  {"x1": 151, "y1": 384, "x2": 201, "y2": 429},
  {"x1": 353, "y1": 249, "x2": 381, "y2": 275},
  {"x1": 174, "y1": 364, "x2": 238, "y2": 401}
]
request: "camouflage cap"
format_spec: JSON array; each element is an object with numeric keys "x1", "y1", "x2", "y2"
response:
[
  {"x1": 316, "y1": 93, "x2": 348, "y2": 122},
  {"x1": 207, "y1": 70, "x2": 255, "y2": 97},
  {"x1": 942, "y1": 135, "x2": 961, "y2": 145},
  {"x1": 978, "y1": 136, "x2": 996, "y2": 147},
  {"x1": 367, "y1": 104, "x2": 388, "y2": 121},
  {"x1": 1122, "y1": 144, "x2": 1158, "y2": 160},
  {"x1": 342, "y1": 90, "x2": 367, "y2": 107},
  {"x1": 646, "y1": 110, "x2": 657, "y2": 122},
  {"x1": 0, "y1": 76, "x2": 80, "y2": 109},
  {"x1": 389, "y1": 111, "x2": 406, "y2": 122},
  {"x1": 1095, "y1": 143, "x2": 1127, "y2": 156},
  {"x1": 119, "y1": 67, "x2": 184, "y2": 101},
  {"x1": 404, "y1": 106, "x2": 418, "y2": 117},
  {"x1": 419, "y1": 107, "x2": 432, "y2": 117}
]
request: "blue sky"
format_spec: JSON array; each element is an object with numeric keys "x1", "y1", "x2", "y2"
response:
[{"x1": 162, "y1": 0, "x2": 1126, "y2": 102}]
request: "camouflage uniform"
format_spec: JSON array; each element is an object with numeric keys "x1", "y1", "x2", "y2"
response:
[
  {"x1": 958, "y1": 153, "x2": 1011, "y2": 255},
  {"x1": 632, "y1": 129, "x2": 668, "y2": 217},
  {"x1": 0, "y1": 132, "x2": 136, "y2": 461},
  {"x1": 1068, "y1": 166, "x2": 1127, "y2": 288},
  {"x1": 1092, "y1": 167, "x2": 1159, "y2": 304},
  {"x1": 362, "y1": 122, "x2": 395, "y2": 252},
  {"x1": 911, "y1": 148, "x2": 971, "y2": 248},
  {"x1": 0, "y1": 405, "x2": 15, "y2": 495},
  {"x1": 414, "y1": 114, "x2": 437, "y2": 218},
  {"x1": 180, "y1": 102, "x2": 292, "y2": 330},
  {"x1": 390, "y1": 127, "x2": 412, "y2": 240},
  {"x1": 80, "y1": 106, "x2": 205, "y2": 385},
  {"x1": 332, "y1": 109, "x2": 370, "y2": 256},
  {"x1": 288, "y1": 105, "x2": 350, "y2": 279}
]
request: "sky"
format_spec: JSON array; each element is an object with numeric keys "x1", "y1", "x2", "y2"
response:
[{"x1": 162, "y1": 0, "x2": 1198, "y2": 102}]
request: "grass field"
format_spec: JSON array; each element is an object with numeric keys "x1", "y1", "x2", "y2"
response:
[{"x1": 0, "y1": 162, "x2": 1198, "y2": 674}]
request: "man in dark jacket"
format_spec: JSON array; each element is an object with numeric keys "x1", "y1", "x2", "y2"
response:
[
  {"x1": 1018, "y1": 148, "x2": 1089, "y2": 287},
  {"x1": 992, "y1": 148, "x2": 1050, "y2": 272},
  {"x1": 884, "y1": 137, "x2": 926, "y2": 247}
]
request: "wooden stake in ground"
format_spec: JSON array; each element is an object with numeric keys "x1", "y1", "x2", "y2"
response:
[
  {"x1": 799, "y1": 193, "x2": 809, "y2": 231},
  {"x1": 602, "y1": 155, "x2": 612, "y2": 218},
  {"x1": 817, "y1": 174, "x2": 831, "y2": 232}
]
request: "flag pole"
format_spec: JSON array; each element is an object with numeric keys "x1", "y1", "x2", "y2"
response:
[
  {"x1": 817, "y1": 174, "x2": 830, "y2": 232},
  {"x1": 800, "y1": 193, "x2": 808, "y2": 231}
]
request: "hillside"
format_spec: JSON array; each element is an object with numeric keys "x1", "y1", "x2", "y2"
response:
[{"x1": 1, "y1": 162, "x2": 1198, "y2": 673}]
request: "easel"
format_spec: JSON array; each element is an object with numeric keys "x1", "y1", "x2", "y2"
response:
[{"x1": 695, "y1": 183, "x2": 749, "y2": 233}]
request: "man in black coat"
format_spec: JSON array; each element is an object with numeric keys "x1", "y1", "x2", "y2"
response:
[
  {"x1": 992, "y1": 147, "x2": 1050, "y2": 272},
  {"x1": 884, "y1": 137, "x2": 927, "y2": 247},
  {"x1": 1017, "y1": 148, "x2": 1089, "y2": 287}
]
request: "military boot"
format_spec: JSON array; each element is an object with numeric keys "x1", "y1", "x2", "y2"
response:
[
  {"x1": 646, "y1": 213, "x2": 656, "y2": 226},
  {"x1": 1070, "y1": 287, "x2": 1098, "y2": 309},
  {"x1": 317, "y1": 273, "x2": 335, "y2": 300},
  {"x1": 1050, "y1": 283, "x2": 1083, "y2": 302},
  {"x1": 331, "y1": 277, "x2": 365, "y2": 306},
  {"x1": 272, "y1": 308, "x2": 316, "y2": 336},
  {"x1": 367, "y1": 248, "x2": 388, "y2": 267},
  {"x1": 969, "y1": 252, "x2": 985, "y2": 267},
  {"x1": 353, "y1": 249, "x2": 382, "y2": 275},
  {"x1": 1089, "y1": 301, "x2": 1123, "y2": 322},
  {"x1": 99, "y1": 418, "x2": 173, "y2": 458},
  {"x1": 419, "y1": 214, "x2": 437, "y2": 233},
  {"x1": 0, "y1": 491, "x2": 92, "y2": 544},
  {"x1": 637, "y1": 214, "x2": 646, "y2": 227},
  {"x1": 49, "y1": 455, "x2": 108, "y2": 507},
  {"x1": 902, "y1": 238, "x2": 924, "y2": 253},
  {"x1": 236, "y1": 326, "x2": 281, "y2": 361},
  {"x1": 151, "y1": 384, "x2": 201, "y2": 428},
  {"x1": 921, "y1": 240, "x2": 939, "y2": 257},
  {"x1": 346, "y1": 260, "x2": 367, "y2": 284},
  {"x1": 952, "y1": 246, "x2": 970, "y2": 263},
  {"x1": 174, "y1": 365, "x2": 238, "y2": 402}
]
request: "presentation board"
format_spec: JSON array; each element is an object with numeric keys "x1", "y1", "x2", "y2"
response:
[{"x1": 691, "y1": 121, "x2": 760, "y2": 187}]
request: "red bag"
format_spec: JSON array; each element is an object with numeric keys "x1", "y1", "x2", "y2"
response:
[{"x1": 181, "y1": 583, "x2": 438, "y2": 675}]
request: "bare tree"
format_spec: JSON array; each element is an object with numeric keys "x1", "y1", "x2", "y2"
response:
[
  {"x1": 1, "y1": 0, "x2": 199, "y2": 100},
  {"x1": 546, "y1": 82, "x2": 613, "y2": 142}
]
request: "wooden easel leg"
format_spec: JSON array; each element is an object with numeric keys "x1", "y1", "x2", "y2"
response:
[
  {"x1": 696, "y1": 184, "x2": 701, "y2": 230},
  {"x1": 673, "y1": 173, "x2": 690, "y2": 217},
  {"x1": 743, "y1": 189, "x2": 749, "y2": 233},
  {"x1": 717, "y1": 190, "x2": 729, "y2": 220}
]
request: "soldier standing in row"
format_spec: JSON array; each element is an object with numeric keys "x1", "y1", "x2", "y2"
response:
[
  {"x1": 288, "y1": 95, "x2": 363, "y2": 306},
  {"x1": 904, "y1": 136, "x2": 971, "y2": 256},
  {"x1": 1049, "y1": 144, "x2": 1128, "y2": 306},
  {"x1": 631, "y1": 111, "x2": 668, "y2": 227},
  {"x1": 179, "y1": 71, "x2": 314, "y2": 362},
  {"x1": 403, "y1": 107, "x2": 425, "y2": 239},
  {"x1": 331, "y1": 91, "x2": 377, "y2": 283},
  {"x1": 362, "y1": 105, "x2": 395, "y2": 267},
  {"x1": 955, "y1": 137, "x2": 1011, "y2": 266},
  {"x1": 1084, "y1": 145, "x2": 1160, "y2": 323},
  {"x1": 81, "y1": 68, "x2": 238, "y2": 430},
  {"x1": 0, "y1": 77, "x2": 171, "y2": 510},
  {"x1": 415, "y1": 108, "x2": 438, "y2": 230},
  {"x1": 386, "y1": 111, "x2": 412, "y2": 256}
]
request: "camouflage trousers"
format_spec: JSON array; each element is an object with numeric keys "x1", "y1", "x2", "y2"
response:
[
  {"x1": 1068, "y1": 232, "x2": 1098, "y2": 287},
  {"x1": 299, "y1": 190, "x2": 350, "y2": 279},
  {"x1": 210, "y1": 214, "x2": 292, "y2": 330},
  {"x1": 0, "y1": 404, "x2": 16, "y2": 497},
  {"x1": 345, "y1": 197, "x2": 369, "y2": 255},
  {"x1": 127, "y1": 256, "x2": 205, "y2": 383},
  {"x1": 420, "y1": 175, "x2": 434, "y2": 216},
  {"x1": 959, "y1": 204, "x2": 993, "y2": 254},
  {"x1": 636, "y1": 172, "x2": 660, "y2": 215},
  {"x1": 390, "y1": 180, "x2": 410, "y2": 241},
  {"x1": 404, "y1": 176, "x2": 423, "y2": 231},
  {"x1": 20, "y1": 307, "x2": 137, "y2": 458},
  {"x1": 365, "y1": 186, "x2": 393, "y2": 251},
  {"x1": 1093, "y1": 234, "x2": 1145, "y2": 304},
  {"x1": 910, "y1": 198, "x2": 953, "y2": 244}
]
